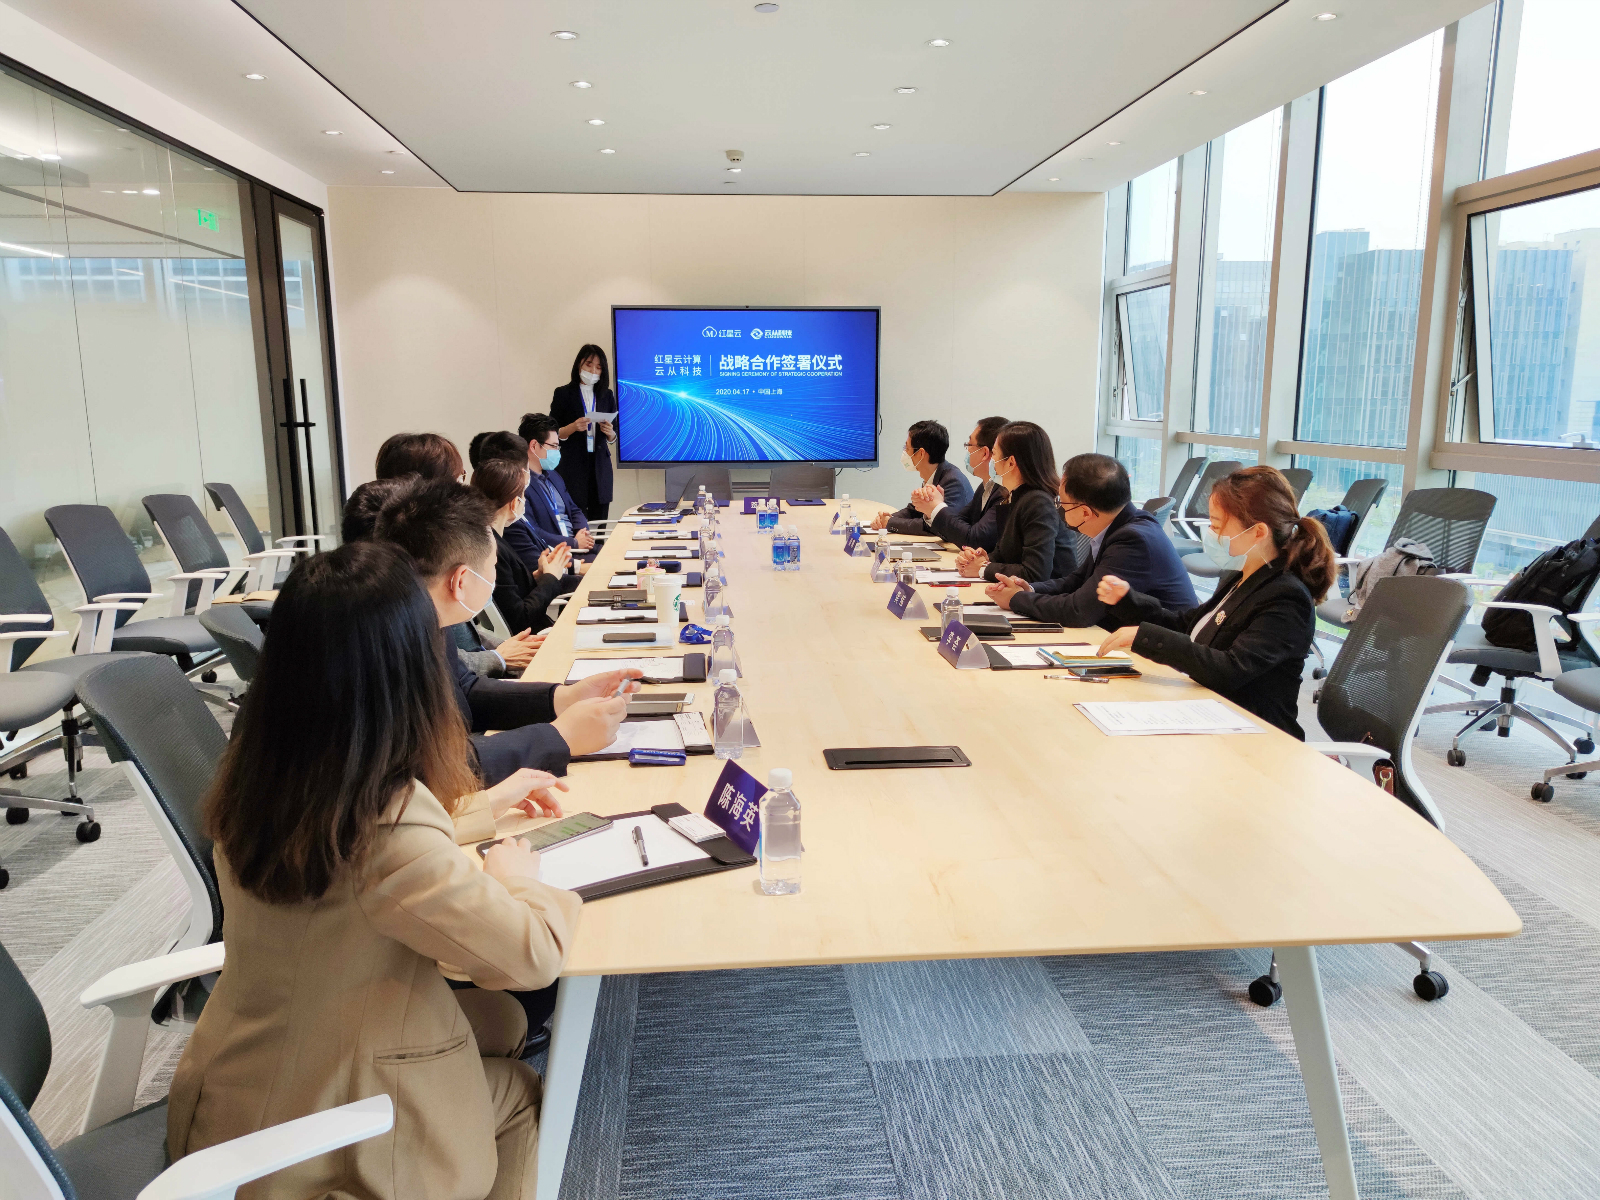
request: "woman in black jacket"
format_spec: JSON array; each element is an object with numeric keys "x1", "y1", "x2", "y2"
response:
[
  {"x1": 955, "y1": 421, "x2": 1074, "y2": 583},
  {"x1": 1096, "y1": 465, "x2": 1336, "y2": 739},
  {"x1": 549, "y1": 343, "x2": 617, "y2": 522},
  {"x1": 470, "y1": 458, "x2": 573, "y2": 636}
]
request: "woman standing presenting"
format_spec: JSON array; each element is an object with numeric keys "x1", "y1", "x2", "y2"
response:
[{"x1": 550, "y1": 343, "x2": 617, "y2": 523}]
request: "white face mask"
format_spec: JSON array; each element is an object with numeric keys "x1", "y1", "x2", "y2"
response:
[
  {"x1": 900, "y1": 449, "x2": 917, "y2": 472},
  {"x1": 992, "y1": 458, "x2": 1012, "y2": 489},
  {"x1": 579, "y1": 369, "x2": 600, "y2": 386},
  {"x1": 456, "y1": 564, "x2": 495, "y2": 620}
]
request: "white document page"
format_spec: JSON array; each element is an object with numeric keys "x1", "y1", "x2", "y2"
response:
[
  {"x1": 1074, "y1": 699, "x2": 1263, "y2": 736},
  {"x1": 538, "y1": 814, "x2": 709, "y2": 892},
  {"x1": 916, "y1": 569, "x2": 980, "y2": 584},
  {"x1": 624, "y1": 550, "x2": 697, "y2": 560},
  {"x1": 577, "y1": 606, "x2": 659, "y2": 623},
  {"x1": 578, "y1": 719, "x2": 686, "y2": 759},
  {"x1": 563, "y1": 656, "x2": 684, "y2": 683},
  {"x1": 991, "y1": 643, "x2": 1097, "y2": 667},
  {"x1": 608, "y1": 573, "x2": 638, "y2": 587},
  {"x1": 632, "y1": 529, "x2": 691, "y2": 541}
]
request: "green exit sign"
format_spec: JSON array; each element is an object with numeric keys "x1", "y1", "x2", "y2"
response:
[{"x1": 196, "y1": 208, "x2": 219, "y2": 231}]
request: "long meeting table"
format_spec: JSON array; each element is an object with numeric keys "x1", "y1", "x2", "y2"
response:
[{"x1": 496, "y1": 496, "x2": 1519, "y2": 1200}]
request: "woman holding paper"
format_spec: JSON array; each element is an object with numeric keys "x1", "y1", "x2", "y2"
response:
[
  {"x1": 550, "y1": 342, "x2": 618, "y2": 523},
  {"x1": 1094, "y1": 466, "x2": 1335, "y2": 739},
  {"x1": 169, "y1": 540, "x2": 580, "y2": 1200}
]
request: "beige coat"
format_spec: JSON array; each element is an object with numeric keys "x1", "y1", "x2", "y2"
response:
[{"x1": 167, "y1": 783, "x2": 583, "y2": 1200}]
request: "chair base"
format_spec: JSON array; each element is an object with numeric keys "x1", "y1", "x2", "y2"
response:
[
  {"x1": 1250, "y1": 943, "x2": 1446, "y2": 1007},
  {"x1": 1426, "y1": 688, "x2": 1591, "y2": 761}
]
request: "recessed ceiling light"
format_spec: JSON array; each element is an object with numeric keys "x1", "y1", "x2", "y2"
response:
[
  {"x1": 121, "y1": 189, "x2": 137, "y2": 194},
  {"x1": 854, "y1": 151, "x2": 870, "y2": 157},
  {"x1": 141, "y1": 187, "x2": 160, "y2": 194},
  {"x1": 387, "y1": 149, "x2": 407, "y2": 156},
  {"x1": 243, "y1": 73, "x2": 266, "y2": 80},
  {"x1": 551, "y1": 30, "x2": 578, "y2": 39},
  {"x1": 723, "y1": 180, "x2": 739, "y2": 185},
  {"x1": 322, "y1": 129, "x2": 343, "y2": 135},
  {"x1": 872, "y1": 123, "x2": 892, "y2": 130},
  {"x1": 754, "y1": 2, "x2": 779, "y2": 11},
  {"x1": 381, "y1": 169, "x2": 395, "y2": 174},
  {"x1": 1106, "y1": 141, "x2": 1122, "y2": 146},
  {"x1": 927, "y1": 38, "x2": 950, "y2": 47},
  {"x1": 896, "y1": 86, "x2": 917, "y2": 94},
  {"x1": 599, "y1": 147, "x2": 615, "y2": 154},
  {"x1": 39, "y1": 154, "x2": 60, "y2": 161},
  {"x1": 1079, "y1": 157, "x2": 1094, "y2": 162},
  {"x1": 202, "y1": 166, "x2": 215, "y2": 171},
  {"x1": 101, "y1": 189, "x2": 114, "y2": 193},
  {"x1": 727, "y1": 167, "x2": 742, "y2": 173},
  {"x1": 1313, "y1": 11, "x2": 1339, "y2": 20},
  {"x1": 571, "y1": 80, "x2": 592, "y2": 89},
  {"x1": 1189, "y1": 89, "x2": 1208, "y2": 96},
  {"x1": 1047, "y1": 177, "x2": 1059, "y2": 182},
  {"x1": 588, "y1": 118, "x2": 606, "y2": 126}
]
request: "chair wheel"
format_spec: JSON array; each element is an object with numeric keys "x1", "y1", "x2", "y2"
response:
[
  {"x1": 1413, "y1": 971, "x2": 1449, "y2": 1001},
  {"x1": 1568, "y1": 771, "x2": 1588, "y2": 780},
  {"x1": 1578, "y1": 737, "x2": 1596, "y2": 756},
  {"x1": 1446, "y1": 748, "x2": 1466, "y2": 767},
  {"x1": 5, "y1": 807, "x2": 28, "y2": 824},
  {"x1": 0, "y1": 866, "x2": 8, "y2": 889},
  {"x1": 1533, "y1": 782, "x2": 1555, "y2": 802},
  {"x1": 75, "y1": 820, "x2": 100, "y2": 843},
  {"x1": 1248, "y1": 975, "x2": 1282, "y2": 1007},
  {"x1": 1311, "y1": 667, "x2": 1325, "y2": 680},
  {"x1": 7, "y1": 764, "x2": 25, "y2": 780},
  {"x1": 201, "y1": 670, "x2": 218, "y2": 683}
]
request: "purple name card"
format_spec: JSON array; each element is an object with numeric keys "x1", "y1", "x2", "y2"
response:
[
  {"x1": 842, "y1": 527, "x2": 861, "y2": 556},
  {"x1": 704, "y1": 758, "x2": 765, "y2": 855}
]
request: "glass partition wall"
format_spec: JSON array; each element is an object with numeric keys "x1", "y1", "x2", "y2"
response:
[{"x1": 0, "y1": 59, "x2": 341, "y2": 648}]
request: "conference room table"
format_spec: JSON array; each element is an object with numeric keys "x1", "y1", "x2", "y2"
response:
[{"x1": 497, "y1": 496, "x2": 1519, "y2": 1200}]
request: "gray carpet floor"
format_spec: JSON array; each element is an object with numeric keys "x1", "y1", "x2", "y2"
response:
[{"x1": 11, "y1": 660, "x2": 1600, "y2": 1199}]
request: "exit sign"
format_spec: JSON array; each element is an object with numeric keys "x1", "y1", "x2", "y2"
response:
[{"x1": 196, "y1": 208, "x2": 219, "y2": 231}]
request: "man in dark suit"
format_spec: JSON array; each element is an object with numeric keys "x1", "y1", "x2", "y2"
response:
[
  {"x1": 987, "y1": 453, "x2": 1196, "y2": 631},
  {"x1": 909, "y1": 415, "x2": 1009, "y2": 551},
  {"x1": 873, "y1": 420, "x2": 973, "y2": 535},
  {"x1": 372, "y1": 477, "x2": 637, "y2": 782}
]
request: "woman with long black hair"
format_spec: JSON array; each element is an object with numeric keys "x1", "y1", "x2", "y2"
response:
[
  {"x1": 168, "y1": 540, "x2": 580, "y2": 1200},
  {"x1": 955, "y1": 421, "x2": 1080, "y2": 583},
  {"x1": 550, "y1": 343, "x2": 617, "y2": 522}
]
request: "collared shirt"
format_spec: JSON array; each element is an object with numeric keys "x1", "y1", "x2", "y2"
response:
[
  {"x1": 529, "y1": 470, "x2": 574, "y2": 537},
  {"x1": 1088, "y1": 524, "x2": 1108, "y2": 561}
]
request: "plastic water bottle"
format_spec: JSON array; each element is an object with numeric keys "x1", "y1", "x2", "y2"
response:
[
  {"x1": 771, "y1": 522, "x2": 789, "y2": 570},
  {"x1": 698, "y1": 517, "x2": 714, "y2": 568},
  {"x1": 756, "y1": 499, "x2": 768, "y2": 530},
  {"x1": 785, "y1": 525, "x2": 801, "y2": 571},
  {"x1": 695, "y1": 485, "x2": 707, "y2": 516},
  {"x1": 710, "y1": 612, "x2": 741, "y2": 679},
  {"x1": 895, "y1": 550, "x2": 916, "y2": 587},
  {"x1": 759, "y1": 768, "x2": 801, "y2": 895},
  {"x1": 712, "y1": 669, "x2": 745, "y2": 760},
  {"x1": 704, "y1": 560, "x2": 729, "y2": 623},
  {"x1": 765, "y1": 500, "x2": 779, "y2": 531},
  {"x1": 835, "y1": 494, "x2": 851, "y2": 535},
  {"x1": 870, "y1": 529, "x2": 894, "y2": 582},
  {"x1": 939, "y1": 587, "x2": 963, "y2": 634}
]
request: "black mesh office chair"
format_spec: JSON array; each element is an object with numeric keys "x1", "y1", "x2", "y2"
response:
[
  {"x1": 768, "y1": 464, "x2": 835, "y2": 499},
  {"x1": 198, "y1": 605, "x2": 263, "y2": 685},
  {"x1": 204, "y1": 480, "x2": 321, "y2": 589},
  {"x1": 1250, "y1": 575, "x2": 1472, "y2": 1009},
  {"x1": 1334, "y1": 478, "x2": 1390, "y2": 553},
  {"x1": 143, "y1": 494, "x2": 272, "y2": 624},
  {"x1": 1281, "y1": 467, "x2": 1313, "y2": 506},
  {"x1": 1159, "y1": 456, "x2": 1206, "y2": 515},
  {"x1": 1170, "y1": 460, "x2": 1243, "y2": 555},
  {"x1": 664, "y1": 465, "x2": 734, "y2": 504},
  {"x1": 1141, "y1": 496, "x2": 1175, "y2": 527},
  {"x1": 0, "y1": 936, "x2": 392, "y2": 1200}
]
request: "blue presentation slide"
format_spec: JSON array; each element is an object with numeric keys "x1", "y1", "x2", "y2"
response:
[{"x1": 614, "y1": 307, "x2": 878, "y2": 463}]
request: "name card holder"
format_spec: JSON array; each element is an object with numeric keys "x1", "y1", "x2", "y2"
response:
[
  {"x1": 937, "y1": 619, "x2": 990, "y2": 670},
  {"x1": 887, "y1": 580, "x2": 929, "y2": 621},
  {"x1": 842, "y1": 527, "x2": 861, "y2": 556},
  {"x1": 704, "y1": 758, "x2": 765, "y2": 855},
  {"x1": 829, "y1": 511, "x2": 840, "y2": 530}
]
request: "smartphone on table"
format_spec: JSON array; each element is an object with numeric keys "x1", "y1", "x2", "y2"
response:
[{"x1": 476, "y1": 812, "x2": 612, "y2": 857}]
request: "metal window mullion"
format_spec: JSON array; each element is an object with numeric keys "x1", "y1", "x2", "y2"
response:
[{"x1": 1264, "y1": 92, "x2": 1320, "y2": 462}]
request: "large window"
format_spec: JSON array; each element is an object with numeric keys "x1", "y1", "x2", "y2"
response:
[
  {"x1": 1459, "y1": 471, "x2": 1600, "y2": 574},
  {"x1": 1197, "y1": 110, "x2": 1282, "y2": 437},
  {"x1": 1296, "y1": 33, "x2": 1443, "y2": 450},
  {"x1": 1125, "y1": 159, "x2": 1177, "y2": 274},
  {"x1": 1114, "y1": 435, "x2": 1163, "y2": 504},
  {"x1": 1499, "y1": 0, "x2": 1600, "y2": 176},
  {"x1": 1114, "y1": 284, "x2": 1170, "y2": 421}
]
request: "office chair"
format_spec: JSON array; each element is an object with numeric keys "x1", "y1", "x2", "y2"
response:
[
  {"x1": 1251, "y1": 575, "x2": 1471, "y2": 1008},
  {"x1": 0, "y1": 937, "x2": 392, "y2": 1200},
  {"x1": 1159, "y1": 456, "x2": 1207, "y2": 517},
  {"x1": 1140, "y1": 496, "x2": 1175, "y2": 527},
  {"x1": 143, "y1": 493, "x2": 273, "y2": 623},
  {"x1": 198, "y1": 604, "x2": 263, "y2": 687},
  {"x1": 1423, "y1": 512, "x2": 1600, "y2": 773},
  {"x1": 1306, "y1": 477, "x2": 1390, "y2": 678},
  {"x1": 664, "y1": 465, "x2": 734, "y2": 504},
  {"x1": 0, "y1": 670, "x2": 96, "y2": 889},
  {"x1": 203, "y1": 481, "x2": 322, "y2": 590},
  {"x1": 768, "y1": 463, "x2": 835, "y2": 499},
  {"x1": 43, "y1": 504, "x2": 233, "y2": 707},
  {"x1": 1170, "y1": 459, "x2": 1243, "y2": 558},
  {"x1": 1280, "y1": 467, "x2": 1313, "y2": 506}
]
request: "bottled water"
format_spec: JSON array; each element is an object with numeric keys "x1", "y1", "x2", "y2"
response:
[
  {"x1": 895, "y1": 551, "x2": 917, "y2": 587},
  {"x1": 939, "y1": 587, "x2": 963, "y2": 634},
  {"x1": 704, "y1": 560, "x2": 730, "y2": 623},
  {"x1": 835, "y1": 494, "x2": 851, "y2": 534},
  {"x1": 765, "y1": 500, "x2": 779, "y2": 531},
  {"x1": 759, "y1": 768, "x2": 801, "y2": 895},
  {"x1": 771, "y1": 523, "x2": 789, "y2": 570},
  {"x1": 784, "y1": 525, "x2": 800, "y2": 571},
  {"x1": 712, "y1": 669, "x2": 745, "y2": 760},
  {"x1": 710, "y1": 612, "x2": 741, "y2": 679},
  {"x1": 698, "y1": 517, "x2": 714, "y2": 568},
  {"x1": 757, "y1": 499, "x2": 772, "y2": 530},
  {"x1": 695, "y1": 485, "x2": 707, "y2": 516},
  {"x1": 870, "y1": 529, "x2": 895, "y2": 582}
]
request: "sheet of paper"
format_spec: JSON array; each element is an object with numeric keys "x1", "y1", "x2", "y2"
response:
[
  {"x1": 631, "y1": 529, "x2": 691, "y2": 541},
  {"x1": 1074, "y1": 699, "x2": 1263, "y2": 736},
  {"x1": 537, "y1": 814, "x2": 709, "y2": 892},
  {"x1": 577, "y1": 719, "x2": 685, "y2": 759},
  {"x1": 564, "y1": 656, "x2": 684, "y2": 683},
  {"x1": 577, "y1": 606, "x2": 659, "y2": 623},
  {"x1": 624, "y1": 549, "x2": 697, "y2": 560},
  {"x1": 991, "y1": 644, "x2": 1102, "y2": 667},
  {"x1": 916, "y1": 569, "x2": 980, "y2": 584},
  {"x1": 609, "y1": 573, "x2": 637, "y2": 587}
]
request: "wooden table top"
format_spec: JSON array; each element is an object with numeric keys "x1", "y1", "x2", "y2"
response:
[{"x1": 501, "y1": 498, "x2": 1519, "y2": 977}]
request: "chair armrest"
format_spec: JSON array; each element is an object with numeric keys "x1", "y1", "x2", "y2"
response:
[
  {"x1": 1483, "y1": 601, "x2": 1566, "y2": 677},
  {"x1": 137, "y1": 1095, "x2": 393, "y2": 1200},
  {"x1": 275, "y1": 535, "x2": 328, "y2": 547},
  {"x1": 81, "y1": 942, "x2": 226, "y2": 1010},
  {"x1": 0, "y1": 628, "x2": 69, "y2": 671},
  {"x1": 166, "y1": 571, "x2": 231, "y2": 581},
  {"x1": 1438, "y1": 573, "x2": 1510, "y2": 588},
  {"x1": 1334, "y1": 556, "x2": 1360, "y2": 566},
  {"x1": 1307, "y1": 740, "x2": 1392, "y2": 765},
  {"x1": 73, "y1": 603, "x2": 146, "y2": 613},
  {"x1": 92, "y1": 592, "x2": 162, "y2": 603},
  {"x1": 243, "y1": 549, "x2": 298, "y2": 561},
  {"x1": 0, "y1": 614, "x2": 53, "y2": 625},
  {"x1": 72, "y1": 602, "x2": 147, "y2": 653}
]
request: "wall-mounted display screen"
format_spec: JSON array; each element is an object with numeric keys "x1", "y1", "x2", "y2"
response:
[{"x1": 613, "y1": 306, "x2": 879, "y2": 465}]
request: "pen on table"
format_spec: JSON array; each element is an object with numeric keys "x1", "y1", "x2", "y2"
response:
[
  {"x1": 631, "y1": 825, "x2": 650, "y2": 867},
  {"x1": 1035, "y1": 649, "x2": 1056, "y2": 666},
  {"x1": 1044, "y1": 672, "x2": 1109, "y2": 684}
]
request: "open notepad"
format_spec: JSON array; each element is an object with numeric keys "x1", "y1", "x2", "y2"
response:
[
  {"x1": 1074, "y1": 699, "x2": 1263, "y2": 736},
  {"x1": 538, "y1": 814, "x2": 709, "y2": 892}
]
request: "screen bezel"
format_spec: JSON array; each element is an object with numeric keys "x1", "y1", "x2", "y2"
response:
[{"x1": 611, "y1": 305, "x2": 881, "y2": 468}]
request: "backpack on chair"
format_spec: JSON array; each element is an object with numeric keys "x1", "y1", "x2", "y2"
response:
[
  {"x1": 1307, "y1": 505, "x2": 1359, "y2": 557},
  {"x1": 1481, "y1": 537, "x2": 1600, "y2": 653},
  {"x1": 1344, "y1": 538, "x2": 1435, "y2": 621}
]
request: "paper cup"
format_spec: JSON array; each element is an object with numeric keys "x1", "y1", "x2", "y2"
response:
[{"x1": 653, "y1": 575, "x2": 683, "y2": 621}]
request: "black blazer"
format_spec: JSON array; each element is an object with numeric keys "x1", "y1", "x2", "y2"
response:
[
  {"x1": 450, "y1": 649, "x2": 571, "y2": 782},
  {"x1": 550, "y1": 381, "x2": 617, "y2": 508},
  {"x1": 1108, "y1": 561, "x2": 1316, "y2": 739},
  {"x1": 981, "y1": 485, "x2": 1068, "y2": 583},
  {"x1": 927, "y1": 479, "x2": 1007, "y2": 552},
  {"x1": 886, "y1": 461, "x2": 974, "y2": 535},
  {"x1": 492, "y1": 531, "x2": 565, "y2": 635}
]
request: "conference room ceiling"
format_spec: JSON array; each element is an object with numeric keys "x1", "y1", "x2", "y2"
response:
[{"x1": 12, "y1": 0, "x2": 1489, "y2": 196}]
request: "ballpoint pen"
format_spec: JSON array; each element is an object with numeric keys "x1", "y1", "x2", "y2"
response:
[
  {"x1": 1043, "y1": 672, "x2": 1110, "y2": 684},
  {"x1": 631, "y1": 825, "x2": 650, "y2": 866}
]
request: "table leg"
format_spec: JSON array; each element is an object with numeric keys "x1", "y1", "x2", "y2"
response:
[
  {"x1": 1276, "y1": 945, "x2": 1359, "y2": 1200},
  {"x1": 535, "y1": 974, "x2": 603, "y2": 1200}
]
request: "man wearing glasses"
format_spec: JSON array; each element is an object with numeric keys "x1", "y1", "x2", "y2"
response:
[{"x1": 908, "y1": 415, "x2": 1010, "y2": 551}]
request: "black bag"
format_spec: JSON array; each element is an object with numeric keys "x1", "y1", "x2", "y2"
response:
[
  {"x1": 1481, "y1": 537, "x2": 1600, "y2": 652},
  {"x1": 1307, "y1": 505, "x2": 1359, "y2": 556}
]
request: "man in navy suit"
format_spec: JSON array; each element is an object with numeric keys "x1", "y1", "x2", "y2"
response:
[
  {"x1": 987, "y1": 453, "x2": 1196, "y2": 631},
  {"x1": 873, "y1": 420, "x2": 973, "y2": 535}
]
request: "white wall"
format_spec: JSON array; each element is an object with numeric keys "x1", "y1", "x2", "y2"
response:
[{"x1": 325, "y1": 189, "x2": 1105, "y2": 509}]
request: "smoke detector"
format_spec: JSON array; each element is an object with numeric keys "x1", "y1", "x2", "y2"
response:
[{"x1": 725, "y1": 149, "x2": 745, "y2": 163}]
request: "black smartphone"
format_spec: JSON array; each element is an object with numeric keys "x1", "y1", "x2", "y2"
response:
[
  {"x1": 476, "y1": 812, "x2": 612, "y2": 857},
  {"x1": 603, "y1": 630, "x2": 657, "y2": 643}
]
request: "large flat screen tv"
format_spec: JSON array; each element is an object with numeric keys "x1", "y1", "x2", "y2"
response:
[{"x1": 612, "y1": 306, "x2": 879, "y2": 466}]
